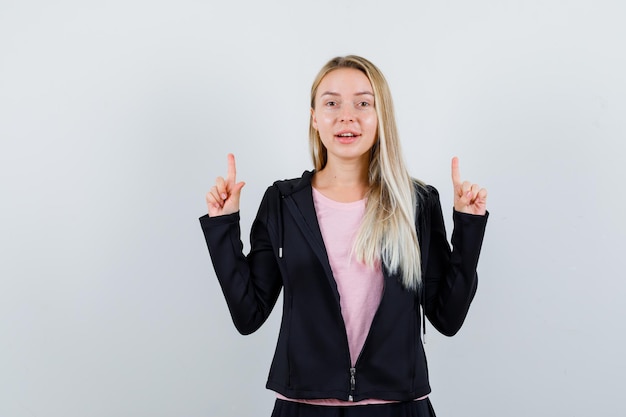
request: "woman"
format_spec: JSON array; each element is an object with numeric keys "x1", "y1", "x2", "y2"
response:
[{"x1": 201, "y1": 55, "x2": 488, "y2": 416}]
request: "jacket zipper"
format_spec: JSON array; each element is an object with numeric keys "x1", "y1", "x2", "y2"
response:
[
  {"x1": 348, "y1": 367, "x2": 356, "y2": 401},
  {"x1": 346, "y1": 279, "x2": 387, "y2": 402}
]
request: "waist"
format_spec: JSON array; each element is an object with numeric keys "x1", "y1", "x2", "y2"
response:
[{"x1": 275, "y1": 392, "x2": 428, "y2": 406}]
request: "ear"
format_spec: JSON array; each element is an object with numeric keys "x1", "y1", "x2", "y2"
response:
[{"x1": 310, "y1": 108, "x2": 318, "y2": 130}]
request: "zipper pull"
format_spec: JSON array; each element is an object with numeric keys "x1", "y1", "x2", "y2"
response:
[{"x1": 348, "y1": 367, "x2": 356, "y2": 401}]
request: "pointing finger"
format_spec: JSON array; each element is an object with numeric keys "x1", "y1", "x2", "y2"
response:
[
  {"x1": 227, "y1": 153, "x2": 237, "y2": 183},
  {"x1": 451, "y1": 156, "x2": 461, "y2": 187}
]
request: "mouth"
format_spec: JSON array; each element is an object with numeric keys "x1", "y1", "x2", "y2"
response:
[{"x1": 335, "y1": 131, "x2": 360, "y2": 143}]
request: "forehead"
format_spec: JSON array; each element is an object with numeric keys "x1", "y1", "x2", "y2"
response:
[{"x1": 317, "y1": 68, "x2": 373, "y2": 95}]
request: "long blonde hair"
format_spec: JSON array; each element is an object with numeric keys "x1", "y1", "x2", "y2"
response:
[{"x1": 309, "y1": 55, "x2": 423, "y2": 290}]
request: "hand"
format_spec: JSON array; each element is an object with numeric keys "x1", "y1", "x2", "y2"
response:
[
  {"x1": 205, "y1": 153, "x2": 245, "y2": 217},
  {"x1": 451, "y1": 156, "x2": 487, "y2": 216}
]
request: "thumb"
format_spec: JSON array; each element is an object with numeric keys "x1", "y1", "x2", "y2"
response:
[
  {"x1": 219, "y1": 181, "x2": 245, "y2": 216},
  {"x1": 229, "y1": 181, "x2": 245, "y2": 203},
  {"x1": 233, "y1": 181, "x2": 245, "y2": 195}
]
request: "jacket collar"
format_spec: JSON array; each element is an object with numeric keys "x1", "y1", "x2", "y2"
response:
[
  {"x1": 274, "y1": 171, "x2": 342, "y2": 304},
  {"x1": 273, "y1": 170, "x2": 315, "y2": 196}
]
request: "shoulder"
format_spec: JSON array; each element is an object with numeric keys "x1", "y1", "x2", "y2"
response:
[
  {"x1": 270, "y1": 170, "x2": 314, "y2": 197},
  {"x1": 256, "y1": 170, "x2": 314, "y2": 211},
  {"x1": 412, "y1": 179, "x2": 441, "y2": 207}
]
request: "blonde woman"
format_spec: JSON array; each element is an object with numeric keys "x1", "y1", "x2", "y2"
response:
[{"x1": 201, "y1": 56, "x2": 488, "y2": 417}]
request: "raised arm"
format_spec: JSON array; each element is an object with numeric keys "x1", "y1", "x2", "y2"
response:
[
  {"x1": 423, "y1": 158, "x2": 489, "y2": 336},
  {"x1": 201, "y1": 155, "x2": 282, "y2": 335}
]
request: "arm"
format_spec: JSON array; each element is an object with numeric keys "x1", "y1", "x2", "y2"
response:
[
  {"x1": 200, "y1": 189, "x2": 283, "y2": 335},
  {"x1": 423, "y1": 187, "x2": 488, "y2": 336},
  {"x1": 424, "y1": 157, "x2": 489, "y2": 336},
  {"x1": 201, "y1": 154, "x2": 282, "y2": 335}
]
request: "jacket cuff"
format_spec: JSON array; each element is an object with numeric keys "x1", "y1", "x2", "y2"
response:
[
  {"x1": 452, "y1": 209, "x2": 489, "y2": 222},
  {"x1": 450, "y1": 209, "x2": 488, "y2": 267},
  {"x1": 199, "y1": 211, "x2": 240, "y2": 226}
]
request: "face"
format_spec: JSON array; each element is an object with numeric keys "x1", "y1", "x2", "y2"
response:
[{"x1": 311, "y1": 68, "x2": 378, "y2": 167}]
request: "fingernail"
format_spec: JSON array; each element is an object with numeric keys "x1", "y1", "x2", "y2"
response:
[{"x1": 221, "y1": 193, "x2": 227, "y2": 200}]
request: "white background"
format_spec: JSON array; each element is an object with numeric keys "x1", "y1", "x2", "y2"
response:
[{"x1": 1, "y1": 1, "x2": 625, "y2": 416}]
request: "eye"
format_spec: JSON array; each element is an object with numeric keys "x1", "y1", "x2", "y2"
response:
[
  {"x1": 358, "y1": 101, "x2": 371, "y2": 108},
  {"x1": 325, "y1": 101, "x2": 337, "y2": 107}
]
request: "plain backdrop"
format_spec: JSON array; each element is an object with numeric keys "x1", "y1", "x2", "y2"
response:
[{"x1": 1, "y1": 1, "x2": 625, "y2": 416}]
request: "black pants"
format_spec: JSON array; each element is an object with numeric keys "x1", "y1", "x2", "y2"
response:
[{"x1": 270, "y1": 398, "x2": 436, "y2": 417}]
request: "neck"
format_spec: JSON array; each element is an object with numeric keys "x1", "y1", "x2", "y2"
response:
[{"x1": 312, "y1": 158, "x2": 370, "y2": 202}]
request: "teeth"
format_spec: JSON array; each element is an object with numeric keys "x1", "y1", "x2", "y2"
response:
[{"x1": 338, "y1": 133, "x2": 355, "y2": 137}]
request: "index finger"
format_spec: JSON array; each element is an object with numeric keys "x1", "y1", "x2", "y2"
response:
[
  {"x1": 226, "y1": 153, "x2": 237, "y2": 182},
  {"x1": 451, "y1": 156, "x2": 461, "y2": 186}
]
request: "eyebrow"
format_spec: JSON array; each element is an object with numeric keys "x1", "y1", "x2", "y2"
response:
[{"x1": 320, "y1": 91, "x2": 374, "y2": 97}]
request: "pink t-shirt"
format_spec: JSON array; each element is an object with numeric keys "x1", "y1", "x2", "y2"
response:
[
  {"x1": 277, "y1": 188, "x2": 393, "y2": 405},
  {"x1": 312, "y1": 188, "x2": 384, "y2": 367}
]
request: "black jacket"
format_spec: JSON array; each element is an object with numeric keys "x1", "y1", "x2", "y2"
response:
[{"x1": 200, "y1": 170, "x2": 488, "y2": 402}]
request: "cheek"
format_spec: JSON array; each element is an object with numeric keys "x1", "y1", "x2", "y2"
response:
[
  {"x1": 317, "y1": 114, "x2": 335, "y2": 130},
  {"x1": 365, "y1": 114, "x2": 378, "y2": 132}
]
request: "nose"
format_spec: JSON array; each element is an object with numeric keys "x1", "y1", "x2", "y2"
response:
[{"x1": 340, "y1": 106, "x2": 355, "y2": 122}]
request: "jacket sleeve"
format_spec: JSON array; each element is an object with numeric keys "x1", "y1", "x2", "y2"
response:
[
  {"x1": 423, "y1": 186, "x2": 488, "y2": 336},
  {"x1": 199, "y1": 188, "x2": 283, "y2": 335}
]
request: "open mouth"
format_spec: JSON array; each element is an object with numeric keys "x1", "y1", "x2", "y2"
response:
[{"x1": 335, "y1": 131, "x2": 360, "y2": 142}]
